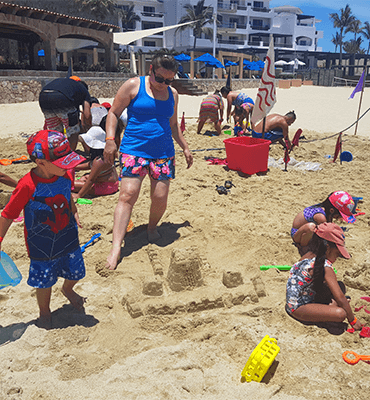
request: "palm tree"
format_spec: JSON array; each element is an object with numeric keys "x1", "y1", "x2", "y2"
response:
[
  {"x1": 329, "y1": 4, "x2": 357, "y2": 66},
  {"x1": 176, "y1": 0, "x2": 214, "y2": 49},
  {"x1": 343, "y1": 38, "x2": 365, "y2": 54},
  {"x1": 331, "y1": 32, "x2": 342, "y2": 53},
  {"x1": 346, "y1": 19, "x2": 362, "y2": 40},
  {"x1": 75, "y1": 0, "x2": 116, "y2": 21},
  {"x1": 360, "y1": 21, "x2": 370, "y2": 54},
  {"x1": 120, "y1": 5, "x2": 141, "y2": 32}
]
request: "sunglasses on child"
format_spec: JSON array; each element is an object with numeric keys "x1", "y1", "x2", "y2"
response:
[{"x1": 152, "y1": 68, "x2": 174, "y2": 85}]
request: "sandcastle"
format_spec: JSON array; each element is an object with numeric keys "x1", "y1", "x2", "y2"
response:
[{"x1": 123, "y1": 245, "x2": 267, "y2": 318}]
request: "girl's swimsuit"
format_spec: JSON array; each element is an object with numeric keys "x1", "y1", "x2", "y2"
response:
[
  {"x1": 290, "y1": 206, "x2": 326, "y2": 238},
  {"x1": 285, "y1": 257, "x2": 333, "y2": 315}
]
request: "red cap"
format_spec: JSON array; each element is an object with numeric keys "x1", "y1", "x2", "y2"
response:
[
  {"x1": 314, "y1": 222, "x2": 350, "y2": 259},
  {"x1": 27, "y1": 130, "x2": 85, "y2": 169},
  {"x1": 101, "y1": 102, "x2": 111, "y2": 110},
  {"x1": 329, "y1": 191, "x2": 356, "y2": 223}
]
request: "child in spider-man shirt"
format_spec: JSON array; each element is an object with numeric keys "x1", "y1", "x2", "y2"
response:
[{"x1": 0, "y1": 130, "x2": 86, "y2": 329}]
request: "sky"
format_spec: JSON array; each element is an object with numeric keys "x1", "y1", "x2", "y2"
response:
[{"x1": 269, "y1": 0, "x2": 370, "y2": 52}]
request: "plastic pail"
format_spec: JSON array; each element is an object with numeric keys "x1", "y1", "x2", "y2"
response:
[
  {"x1": 0, "y1": 251, "x2": 22, "y2": 289},
  {"x1": 340, "y1": 151, "x2": 353, "y2": 162}
]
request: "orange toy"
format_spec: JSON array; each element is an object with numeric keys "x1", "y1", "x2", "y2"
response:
[
  {"x1": 342, "y1": 351, "x2": 370, "y2": 365},
  {"x1": 0, "y1": 155, "x2": 28, "y2": 165}
]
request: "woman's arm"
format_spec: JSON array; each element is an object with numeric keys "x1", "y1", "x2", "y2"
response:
[
  {"x1": 325, "y1": 268, "x2": 362, "y2": 330},
  {"x1": 169, "y1": 88, "x2": 193, "y2": 169},
  {"x1": 104, "y1": 77, "x2": 140, "y2": 165}
]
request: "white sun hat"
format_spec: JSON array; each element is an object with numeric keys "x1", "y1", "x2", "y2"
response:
[{"x1": 80, "y1": 126, "x2": 106, "y2": 149}]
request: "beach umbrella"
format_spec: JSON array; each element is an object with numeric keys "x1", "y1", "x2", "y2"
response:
[
  {"x1": 174, "y1": 53, "x2": 191, "y2": 61},
  {"x1": 226, "y1": 73, "x2": 231, "y2": 89},
  {"x1": 194, "y1": 53, "x2": 225, "y2": 69},
  {"x1": 224, "y1": 60, "x2": 238, "y2": 67},
  {"x1": 275, "y1": 60, "x2": 288, "y2": 66}
]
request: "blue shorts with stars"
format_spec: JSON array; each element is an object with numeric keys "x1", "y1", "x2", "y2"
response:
[{"x1": 27, "y1": 247, "x2": 85, "y2": 288}]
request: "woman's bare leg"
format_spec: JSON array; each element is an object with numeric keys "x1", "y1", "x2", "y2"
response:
[
  {"x1": 147, "y1": 179, "x2": 170, "y2": 242},
  {"x1": 197, "y1": 119, "x2": 205, "y2": 134},
  {"x1": 106, "y1": 176, "x2": 144, "y2": 270}
]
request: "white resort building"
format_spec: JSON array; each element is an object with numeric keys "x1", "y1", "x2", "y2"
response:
[{"x1": 114, "y1": 0, "x2": 323, "y2": 53}]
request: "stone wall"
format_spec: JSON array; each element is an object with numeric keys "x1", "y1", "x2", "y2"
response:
[
  {"x1": 0, "y1": 71, "x2": 135, "y2": 104},
  {"x1": 0, "y1": 72, "x2": 262, "y2": 104},
  {"x1": 191, "y1": 79, "x2": 260, "y2": 93}
]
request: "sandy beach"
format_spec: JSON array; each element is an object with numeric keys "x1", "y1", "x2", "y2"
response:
[{"x1": 0, "y1": 85, "x2": 370, "y2": 399}]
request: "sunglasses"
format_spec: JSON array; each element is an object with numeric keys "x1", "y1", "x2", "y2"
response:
[{"x1": 152, "y1": 69, "x2": 174, "y2": 85}]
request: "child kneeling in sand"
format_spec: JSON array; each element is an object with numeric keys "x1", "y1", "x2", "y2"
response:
[
  {"x1": 286, "y1": 222, "x2": 362, "y2": 330},
  {"x1": 0, "y1": 130, "x2": 86, "y2": 329},
  {"x1": 73, "y1": 126, "x2": 119, "y2": 199},
  {"x1": 291, "y1": 191, "x2": 356, "y2": 255}
]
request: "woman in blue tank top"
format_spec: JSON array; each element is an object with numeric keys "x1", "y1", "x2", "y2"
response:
[{"x1": 103, "y1": 55, "x2": 193, "y2": 270}]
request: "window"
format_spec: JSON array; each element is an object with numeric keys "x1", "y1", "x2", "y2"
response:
[
  {"x1": 252, "y1": 19, "x2": 262, "y2": 26},
  {"x1": 253, "y1": 2, "x2": 264, "y2": 8},
  {"x1": 144, "y1": 6, "x2": 155, "y2": 13},
  {"x1": 144, "y1": 41, "x2": 156, "y2": 47}
]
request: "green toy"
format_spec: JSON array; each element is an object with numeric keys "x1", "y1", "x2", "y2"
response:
[
  {"x1": 260, "y1": 265, "x2": 337, "y2": 273},
  {"x1": 76, "y1": 198, "x2": 92, "y2": 205}
]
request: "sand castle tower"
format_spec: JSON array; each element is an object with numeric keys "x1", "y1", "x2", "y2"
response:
[{"x1": 167, "y1": 247, "x2": 203, "y2": 292}]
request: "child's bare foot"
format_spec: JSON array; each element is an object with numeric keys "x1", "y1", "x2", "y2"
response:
[
  {"x1": 36, "y1": 313, "x2": 52, "y2": 330},
  {"x1": 61, "y1": 287, "x2": 86, "y2": 311},
  {"x1": 148, "y1": 229, "x2": 161, "y2": 243},
  {"x1": 105, "y1": 245, "x2": 122, "y2": 270}
]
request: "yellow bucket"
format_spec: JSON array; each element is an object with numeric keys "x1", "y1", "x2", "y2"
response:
[{"x1": 241, "y1": 335, "x2": 280, "y2": 382}]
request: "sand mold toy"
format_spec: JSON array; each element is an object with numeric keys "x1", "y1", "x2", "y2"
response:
[{"x1": 241, "y1": 335, "x2": 280, "y2": 382}]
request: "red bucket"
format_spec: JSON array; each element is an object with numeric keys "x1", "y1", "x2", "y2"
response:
[{"x1": 224, "y1": 136, "x2": 271, "y2": 175}]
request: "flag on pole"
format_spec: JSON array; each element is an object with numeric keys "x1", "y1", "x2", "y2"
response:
[
  {"x1": 251, "y1": 36, "x2": 276, "y2": 126},
  {"x1": 180, "y1": 112, "x2": 186, "y2": 133},
  {"x1": 349, "y1": 70, "x2": 365, "y2": 99},
  {"x1": 333, "y1": 132, "x2": 342, "y2": 162}
]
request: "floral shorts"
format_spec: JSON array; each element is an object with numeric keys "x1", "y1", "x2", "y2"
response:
[{"x1": 119, "y1": 153, "x2": 175, "y2": 180}]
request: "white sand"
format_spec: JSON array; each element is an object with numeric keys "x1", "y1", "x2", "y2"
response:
[{"x1": 0, "y1": 87, "x2": 370, "y2": 399}]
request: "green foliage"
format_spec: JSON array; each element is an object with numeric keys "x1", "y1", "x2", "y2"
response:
[
  {"x1": 329, "y1": 4, "x2": 357, "y2": 62},
  {"x1": 176, "y1": 0, "x2": 214, "y2": 49},
  {"x1": 120, "y1": 5, "x2": 141, "y2": 31},
  {"x1": 74, "y1": 0, "x2": 116, "y2": 20}
]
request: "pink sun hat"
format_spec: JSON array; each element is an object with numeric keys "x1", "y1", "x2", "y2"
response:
[{"x1": 329, "y1": 191, "x2": 356, "y2": 223}]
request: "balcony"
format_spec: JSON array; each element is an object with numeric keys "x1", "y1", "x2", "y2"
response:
[
  {"x1": 141, "y1": 12, "x2": 164, "y2": 18},
  {"x1": 252, "y1": 7, "x2": 270, "y2": 13},
  {"x1": 219, "y1": 38, "x2": 245, "y2": 45},
  {"x1": 217, "y1": 3, "x2": 237, "y2": 12},
  {"x1": 219, "y1": 22, "x2": 247, "y2": 31},
  {"x1": 250, "y1": 25, "x2": 270, "y2": 31}
]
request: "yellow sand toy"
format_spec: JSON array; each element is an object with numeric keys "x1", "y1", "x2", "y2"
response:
[{"x1": 241, "y1": 335, "x2": 280, "y2": 382}]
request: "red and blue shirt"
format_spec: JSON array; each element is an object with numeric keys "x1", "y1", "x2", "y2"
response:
[{"x1": 2, "y1": 169, "x2": 79, "y2": 261}]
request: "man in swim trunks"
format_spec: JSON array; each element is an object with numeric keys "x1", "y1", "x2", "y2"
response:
[
  {"x1": 252, "y1": 111, "x2": 296, "y2": 149},
  {"x1": 39, "y1": 76, "x2": 92, "y2": 151}
]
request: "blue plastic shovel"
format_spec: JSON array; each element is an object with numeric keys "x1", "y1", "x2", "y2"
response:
[{"x1": 80, "y1": 233, "x2": 101, "y2": 254}]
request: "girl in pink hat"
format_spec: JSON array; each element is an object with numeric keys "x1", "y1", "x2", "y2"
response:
[
  {"x1": 291, "y1": 191, "x2": 356, "y2": 255},
  {"x1": 286, "y1": 222, "x2": 363, "y2": 330}
]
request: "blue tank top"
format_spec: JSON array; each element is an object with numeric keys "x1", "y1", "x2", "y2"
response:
[{"x1": 119, "y1": 76, "x2": 175, "y2": 158}]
